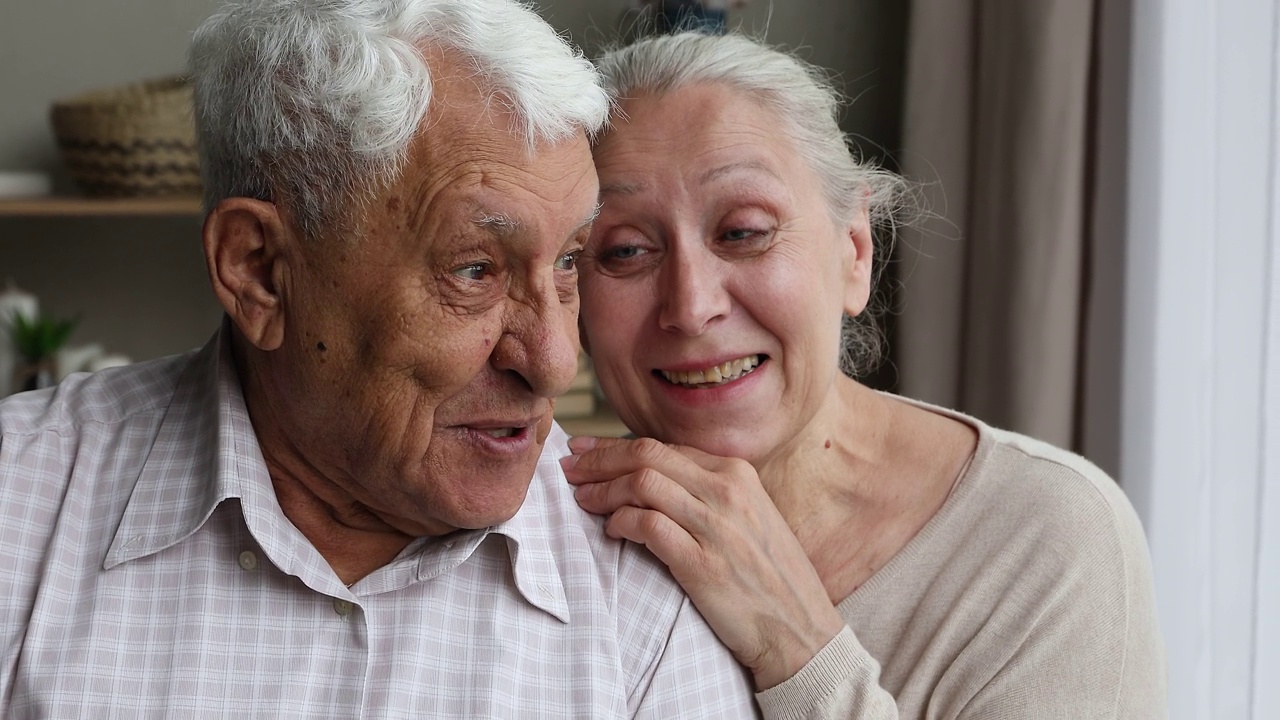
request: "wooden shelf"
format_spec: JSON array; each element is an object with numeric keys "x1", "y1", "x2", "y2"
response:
[{"x1": 0, "y1": 196, "x2": 202, "y2": 217}]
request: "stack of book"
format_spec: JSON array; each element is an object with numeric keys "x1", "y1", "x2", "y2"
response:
[{"x1": 554, "y1": 352, "x2": 597, "y2": 420}]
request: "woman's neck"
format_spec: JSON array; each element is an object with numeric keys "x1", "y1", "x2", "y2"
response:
[
  {"x1": 756, "y1": 377, "x2": 887, "y2": 521},
  {"x1": 755, "y1": 380, "x2": 976, "y2": 604}
]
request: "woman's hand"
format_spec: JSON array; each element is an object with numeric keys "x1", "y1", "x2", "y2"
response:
[{"x1": 561, "y1": 435, "x2": 846, "y2": 690}]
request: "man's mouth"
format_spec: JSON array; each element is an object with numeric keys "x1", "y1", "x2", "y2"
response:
[
  {"x1": 656, "y1": 354, "x2": 763, "y2": 388},
  {"x1": 482, "y1": 427, "x2": 519, "y2": 439}
]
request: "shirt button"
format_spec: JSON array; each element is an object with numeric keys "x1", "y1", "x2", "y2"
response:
[
  {"x1": 238, "y1": 551, "x2": 258, "y2": 571},
  {"x1": 333, "y1": 598, "x2": 354, "y2": 617}
]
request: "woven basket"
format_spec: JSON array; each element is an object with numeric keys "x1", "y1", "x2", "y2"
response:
[{"x1": 50, "y1": 77, "x2": 201, "y2": 197}]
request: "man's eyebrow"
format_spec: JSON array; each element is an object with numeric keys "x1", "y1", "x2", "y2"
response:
[
  {"x1": 470, "y1": 205, "x2": 599, "y2": 239},
  {"x1": 698, "y1": 160, "x2": 783, "y2": 185},
  {"x1": 473, "y1": 212, "x2": 519, "y2": 235},
  {"x1": 573, "y1": 203, "x2": 603, "y2": 234}
]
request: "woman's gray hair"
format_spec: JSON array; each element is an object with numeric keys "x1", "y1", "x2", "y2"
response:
[
  {"x1": 596, "y1": 31, "x2": 908, "y2": 377},
  {"x1": 189, "y1": 0, "x2": 609, "y2": 241}
]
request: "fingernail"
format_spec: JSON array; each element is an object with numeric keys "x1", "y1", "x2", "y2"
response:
[
  {"x1": 559, "y1": 454, "x2": 578, "y2": 471},
  {"x1": 567, "y1": 435, "x2": 599, "y2": 453}
]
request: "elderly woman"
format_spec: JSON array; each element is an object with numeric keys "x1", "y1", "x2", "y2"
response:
[{"x1": 565, "y1": 32, "x2": 1167, "y2": 718}]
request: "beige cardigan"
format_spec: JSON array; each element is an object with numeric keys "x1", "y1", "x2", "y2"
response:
[{"x1": 755, "y1": 402, "x2": 1167, "y2": 719}]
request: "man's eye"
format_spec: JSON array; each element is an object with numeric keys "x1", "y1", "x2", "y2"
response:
[
  {"x1": 452, "y1": 263, "x2": 492, "y2": 281},
  {"x1": 555, "y1": 250, "x2": 581, "y2": 271}
]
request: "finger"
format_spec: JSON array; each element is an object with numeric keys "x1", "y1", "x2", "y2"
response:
[
  {"x1": 560, "y1": 436, "x2": 642, "y2": 484},
  {"x1": 573, "y1": 466, "x2": 702, "y2": 525},
  {"x1": 661, "y1": 441, "x2": 735, "y2": 470},
  {"x1": 566, "y1": 434, "x2": 632, "y2": 455},
  {"x1": 602, "y1": 506, "x2": 700, "y2": 572},
  {"x1": 573, "y1": 435, "x2": 739, "y2": 477},
  {"x1": 563, "y1": 437, "x2": 707, "y2": 492}
]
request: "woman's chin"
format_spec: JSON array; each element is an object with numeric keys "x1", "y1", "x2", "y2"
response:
[{"x1": 651, "y1": 423, "x2": 769, "y2": 465}]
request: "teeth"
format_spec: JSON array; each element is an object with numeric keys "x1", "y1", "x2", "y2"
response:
[
  {"x1": 484, "y1": 428, "x2": 517, "y2": 438},
  {"x1": 660, "y1": 355, "x2": 761, "y2": 388}
]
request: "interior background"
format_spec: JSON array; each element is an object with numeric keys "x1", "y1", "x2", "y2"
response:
[{"x1": 0, "y1": 0, "x2": 908, "y2": 368}]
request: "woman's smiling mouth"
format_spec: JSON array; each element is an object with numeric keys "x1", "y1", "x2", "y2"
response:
[{"x1": 656, "y1": 355, "x2": 764, "y2": 388}]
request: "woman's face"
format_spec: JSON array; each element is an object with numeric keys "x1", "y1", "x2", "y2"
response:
[{"x1": 579, "y1": 82, "x2": 873, "y2": 464}]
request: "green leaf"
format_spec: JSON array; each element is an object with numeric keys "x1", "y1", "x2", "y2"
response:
[{"x1": 10, "y1": 312, "x2": 78, "y2": 363}]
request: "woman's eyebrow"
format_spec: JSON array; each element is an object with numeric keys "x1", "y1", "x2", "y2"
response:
[
  {"x1": 698, "y1": 160, "x2": 782, "y2": 185},
  {"x1": 599, "y1": 162, "x2": 781, "y2": 198},
  {"x1": 599, "y1": 180, "x2": 648, "y2": 197}
]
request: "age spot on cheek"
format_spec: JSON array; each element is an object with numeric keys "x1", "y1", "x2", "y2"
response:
[{"x1": 317, "y1": 342, "x2": 328, "y2": 352}]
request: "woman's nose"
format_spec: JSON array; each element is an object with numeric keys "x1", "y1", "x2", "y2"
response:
[{"x1": 657, "y1": 247, "x2": 731, "y2": 336}]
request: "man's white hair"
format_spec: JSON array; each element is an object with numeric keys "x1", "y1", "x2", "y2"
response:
[{"x1": 189, "y1": 0, "x2": 609, "y2": 240}]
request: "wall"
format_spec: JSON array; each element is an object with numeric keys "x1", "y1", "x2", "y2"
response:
[
  {"x1": 0, "y1": 1, "x2": 905, "y2": 363},
  {"x1": 0, "y1": 0, "x2": 225, "y2": 362}
]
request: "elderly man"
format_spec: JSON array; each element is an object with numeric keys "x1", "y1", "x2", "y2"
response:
[{"x1": 0, "y1": 0, "x2": 756, "y2": 716}]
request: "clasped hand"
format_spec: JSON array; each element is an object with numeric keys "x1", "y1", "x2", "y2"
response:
[{"x1": 561, "y1": 436, "x2": 846, "y2": 690}]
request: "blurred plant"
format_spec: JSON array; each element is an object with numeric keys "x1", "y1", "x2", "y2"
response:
[{"x1": 11, "y1": 312, "x2": 78, "y2": 364}]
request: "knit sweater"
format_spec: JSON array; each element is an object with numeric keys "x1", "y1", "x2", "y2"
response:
[{"x1": 755, "y1": 403, "x2": 1167, "y2": 719}]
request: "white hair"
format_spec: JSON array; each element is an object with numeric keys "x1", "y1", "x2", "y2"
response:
[
  {"x1": 595, "y1": 31, "x2": 909, "y2": 377},
  {"x1": 189, "y1": 0, "x2": 609, "y2": 240}
]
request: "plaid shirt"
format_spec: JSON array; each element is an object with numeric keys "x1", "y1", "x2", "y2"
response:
[{"x1": 0, "y1": 323, "x2": 756, "y2": 718}]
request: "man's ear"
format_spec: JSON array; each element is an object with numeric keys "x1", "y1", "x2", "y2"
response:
[
  {"x1": 203, "y1": 198, "x2": 290, "y2": 351},
  {"x1": 843, "y1": 209, "x2": 875, "y2": 317}
]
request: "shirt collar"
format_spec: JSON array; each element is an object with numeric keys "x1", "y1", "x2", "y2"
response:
[
  {"x1": 391, "y1": 431, "x2": 574, "y2": 623},
  {"x1": 484, "y1": 441, "x2": 573, "y2": 623},
  {"x1": 105, "y1": 319, "x2": 572, "y2": 622},
  {"x1": 104, "y1": 319, "x2": 274, "y2": 571}
]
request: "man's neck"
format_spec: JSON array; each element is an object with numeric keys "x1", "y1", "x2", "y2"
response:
[
  {"x1": 231, "y1": 336, "x2": 422, "y2": 586},
  {"x1": 267, "y1": 464, "x2": 417, "y2": 586}
]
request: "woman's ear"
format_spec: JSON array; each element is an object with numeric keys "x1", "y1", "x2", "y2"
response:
[
  {"x1": 202, "y1": 198, "x2": 291, "y2": 351},
  {"x1": 843, "y1": 209, "x2": 875, "y2": 317}
]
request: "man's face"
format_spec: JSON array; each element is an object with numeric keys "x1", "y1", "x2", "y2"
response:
[{"x1": 268, "y1": 66, "x2": 598, "y2": 537}]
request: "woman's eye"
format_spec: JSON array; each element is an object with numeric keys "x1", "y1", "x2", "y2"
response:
[
  {"x1": 605, "y1": 245, "x2": 647, "y2": 261},
  {"x1": 555, "y1": 250, "x2": 581, "y2": 271},
  {"x1": 722, "y1": 227, "x2": 767, "y2": 242},
  {"x1": 452, "y1": 263, "x2": 492, "y2": 281}
]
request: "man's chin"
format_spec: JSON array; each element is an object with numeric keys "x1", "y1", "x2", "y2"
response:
[{"x1": 431, "y1": 472, "x2": 536, "y2": 532}]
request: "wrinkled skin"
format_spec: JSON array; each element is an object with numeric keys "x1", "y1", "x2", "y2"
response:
[
  {"x1": 206, "y1": 54, "x2": 598, "y2": 583},
  {"x1": 571, "y1": 82, "x2": 868, "y2": 689},
  {"x1": 562, "y1": 434, "x2": 845, "y2": 690}
]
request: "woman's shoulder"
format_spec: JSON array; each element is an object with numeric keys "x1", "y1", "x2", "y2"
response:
[
  {"x1": 885, "y1": 393, "x2": 1146, "y2": 557},
  {"x1": 914, "y1": 412, "x2": 1157, "y2": 630},
  {"x1": 850, "y1": 399, "x2": 1164, "y2": 715},
  {"x1": 973, "y1": 424, "x2": 1148, "y2": 557}
]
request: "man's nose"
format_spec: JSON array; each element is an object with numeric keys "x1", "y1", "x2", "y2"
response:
[
  {"x1": 656, "y1": 245, "x2": 730, "y2": 336},
  {"x1": 492, "y1": 281, "x2": 579, "y2": 399}
]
